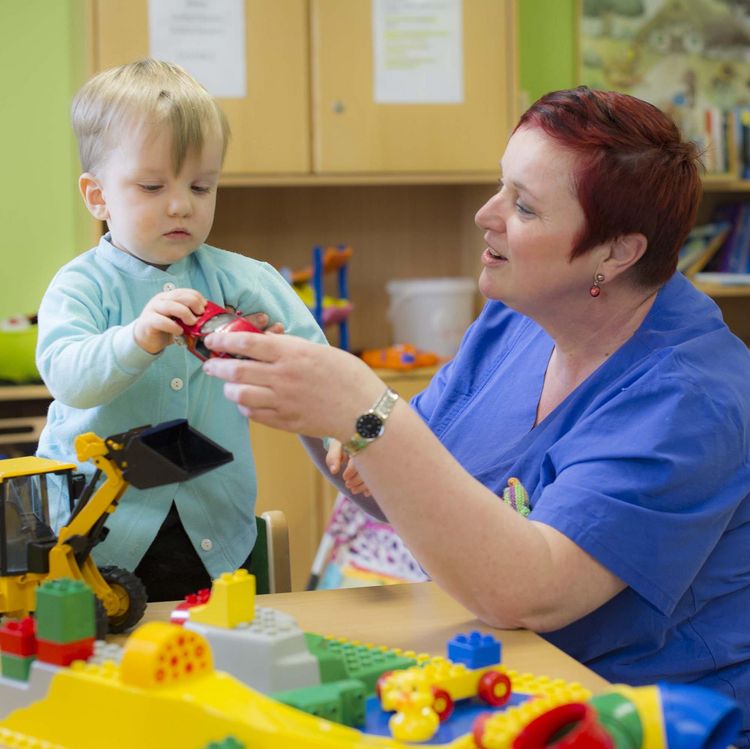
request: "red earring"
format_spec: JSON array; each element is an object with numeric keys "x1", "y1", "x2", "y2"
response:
[{"x1": 590, "y1": 273, "x2": 605, "y2": 297}]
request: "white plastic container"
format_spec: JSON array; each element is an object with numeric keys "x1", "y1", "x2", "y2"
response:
[{"x1": 385, "y1": 277, "x2": 476, "y2": 358}]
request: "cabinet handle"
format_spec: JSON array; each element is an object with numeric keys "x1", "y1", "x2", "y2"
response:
[{"x1": 331, "y1": 100, "x2": 346, "y2": 114}]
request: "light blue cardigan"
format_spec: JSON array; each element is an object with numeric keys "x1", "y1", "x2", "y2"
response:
[{"x1": 36, "y1": 234, "x2": 326, "y2": 578}]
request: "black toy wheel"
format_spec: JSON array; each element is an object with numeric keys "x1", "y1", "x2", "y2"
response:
[
  {"x1": 98, "y1": 565, "x2": 148, "y2": 634},
  {"x1": 94, "y1": 596, "x2": 109, "y2": 639}
]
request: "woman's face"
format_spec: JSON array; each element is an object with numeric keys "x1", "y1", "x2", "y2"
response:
[{"x1": 475, "y1": 126, "x2": 598, "y2": 317}]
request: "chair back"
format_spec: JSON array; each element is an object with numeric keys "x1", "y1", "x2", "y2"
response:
[{"x1": 248, "y1": 511, "x2": 291, "y2": 594}]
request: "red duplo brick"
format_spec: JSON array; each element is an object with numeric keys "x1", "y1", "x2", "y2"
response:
[
  {"x1": 0, "y1": 617, "x2": 37, "y2": 657},
  {"x1": 36, "y1": 636, "x2": 94, "y2": 666}
]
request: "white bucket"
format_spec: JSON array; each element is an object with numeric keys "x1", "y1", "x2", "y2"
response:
[{"x1": 386, "y1": 277, "x2": 476, "y2": 358}]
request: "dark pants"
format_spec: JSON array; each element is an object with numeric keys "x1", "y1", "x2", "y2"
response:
[{"x1": 134, "y1": 503, "x2": 252, "y2": 602}]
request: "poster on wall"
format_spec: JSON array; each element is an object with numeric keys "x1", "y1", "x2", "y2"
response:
[
  {"x1": 578, "y1": 0, "x2": 750, "y2": 174},
  {"x1": 372, "y1": 0, "x2": 464, "y2": 104},
  {"x1": 148, "y1": 0, "x2": 246, "y2": 99}
]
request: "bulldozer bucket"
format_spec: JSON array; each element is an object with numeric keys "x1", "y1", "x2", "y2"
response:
[{"x1": 106, "y1": 420, "x2": 233, "y2": 489}]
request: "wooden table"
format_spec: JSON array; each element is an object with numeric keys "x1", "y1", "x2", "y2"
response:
[{"x1": 141, "y1": 581, "x2": 610, "y2": 692}]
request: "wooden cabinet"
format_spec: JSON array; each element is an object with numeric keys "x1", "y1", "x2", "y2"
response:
[
  {"x1": 90, "y1": 0, "x2": 517, "y2": 178},
  {"x1": 311, "y1": 0, "x2": 516, "y2": 173},
  {"x1": 92, "y1": 0, "x2": 311, "y2": 176}
]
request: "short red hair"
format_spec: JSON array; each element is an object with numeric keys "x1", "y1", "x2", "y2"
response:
[{"x1": 516, "y1": 87, "x2": 703, "y2": 287}]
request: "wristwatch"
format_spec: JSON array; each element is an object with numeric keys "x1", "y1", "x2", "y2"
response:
[{"x1": 343, "y1": 387, "x2": 400, "y2": 456}]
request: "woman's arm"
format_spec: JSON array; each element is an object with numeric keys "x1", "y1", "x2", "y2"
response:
[{"x1": 203, "y1": 331, "x2": 625, "y2": 631}]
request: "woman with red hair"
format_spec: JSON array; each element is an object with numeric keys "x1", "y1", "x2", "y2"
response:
[{"x1": 204, "y1": 87, "x2": 750, "y2": 746}]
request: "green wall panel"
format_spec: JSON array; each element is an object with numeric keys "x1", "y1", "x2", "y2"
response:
[
  {"x1": 519, "y1": 0, "x2": 578, "y2": 107},
  {"x1": 0, "y1": 0, "x2": 90, "y2": 320}
]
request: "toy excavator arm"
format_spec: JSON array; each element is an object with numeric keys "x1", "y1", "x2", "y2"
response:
[
  {"x1": 56, "y1": 421, "x2": 233, "y2": 550},
  {"x1": 55, "y1": 433, "x2": 129, "y2": 547}
]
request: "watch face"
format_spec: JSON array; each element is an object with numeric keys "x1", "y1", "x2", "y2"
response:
[{"x1": 356, "y1": 413, "x2": 384, "y2": 440}]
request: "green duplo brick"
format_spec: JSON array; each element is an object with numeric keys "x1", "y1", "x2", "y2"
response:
[
  {"x1": 304, "y1": 633, "x2": 348, "y2": 682},
  {"x1": 34, "y1": 579, "x2": 96, "y2": 643},
  {"x1": 1, "y1": 652, "x2": 35, "y2": 681},
  {"x1": 202, "y1": 737, "x2": 245, "y2": 749},
  {"x1": 273, "y1": 683, "x2": 343, "y2": 723},
  {"x1": 332, "y1": 679, "x2": 367, "y2": 727},
  {"x1": 304, "y1": 633, "x2": 416, "y2": 694}
]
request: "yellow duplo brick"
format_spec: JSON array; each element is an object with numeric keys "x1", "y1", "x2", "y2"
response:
[{"x1": 189, "y1": 570, "x2": 256, "y2": 629}]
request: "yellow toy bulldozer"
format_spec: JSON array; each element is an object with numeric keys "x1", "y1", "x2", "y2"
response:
[{"x1": 0, "y1": 420, "x2": 232, "y2": 635}]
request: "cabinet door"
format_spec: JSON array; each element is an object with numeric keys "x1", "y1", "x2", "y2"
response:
[
  {"x1": 311, "y1": 0, "x2": 517, "y2": 173},
  {"x1": 92, "y1": 0, "x2": 310, "y2": 176}
]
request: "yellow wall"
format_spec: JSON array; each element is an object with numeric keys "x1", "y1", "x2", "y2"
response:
[{"x1": 0, "y1": 0, "x2": 90, "y2": 320}]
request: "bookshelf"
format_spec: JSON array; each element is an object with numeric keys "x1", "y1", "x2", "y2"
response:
[
  {"x1": 693, "y1": 281, "x2": 750, "y2": 298},
  {"x1": 703, "y1": 177, "x2": 750, "y2": 193},
  {"x1": 693, "y1": 174, "x2": 750, "y2": 302},
  {"x1": 687, "y1": 180, "x2": 750, "y2": 343}
]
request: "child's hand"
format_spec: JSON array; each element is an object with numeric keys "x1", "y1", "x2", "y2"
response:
[
  {"x1": 326, "y1": 439, "x2": 372, "y2": 497},
  {"x1": 134, "y1": 289, "x2": 206, "y2": 354}
]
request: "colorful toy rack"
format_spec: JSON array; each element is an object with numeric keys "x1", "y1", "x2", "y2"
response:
[{"x1": 283, "y1": 244, "x2": 353, "y2": 350}]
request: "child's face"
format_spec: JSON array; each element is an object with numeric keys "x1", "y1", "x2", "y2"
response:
[{"x1": 82, "y1": 125, "x2": 223, "y2": 268}]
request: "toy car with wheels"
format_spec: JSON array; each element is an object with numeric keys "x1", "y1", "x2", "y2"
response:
[
  {"x1": 377, "y1": 656, "x2": 512, "y2": 738},
  {"x1": 175, "y1": 301, "x2": 261, "y2": 361}
]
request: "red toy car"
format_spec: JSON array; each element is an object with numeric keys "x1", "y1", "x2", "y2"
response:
[{"x1": 175, "y1": 301, "x2": 261, "y2": 361}]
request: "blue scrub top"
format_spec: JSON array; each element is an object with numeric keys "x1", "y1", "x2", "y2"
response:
[{"x1": 412, "y1": 273, "x2": 750, "y2": 744}]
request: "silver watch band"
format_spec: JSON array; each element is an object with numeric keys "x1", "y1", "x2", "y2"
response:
[{"x1": 343, "y1": 387, "x2": 399, "y2": 456}]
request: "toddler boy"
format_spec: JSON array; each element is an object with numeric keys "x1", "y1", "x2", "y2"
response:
[{"x1": 36, "y1": 59, "x2": 327, "y2": 600}]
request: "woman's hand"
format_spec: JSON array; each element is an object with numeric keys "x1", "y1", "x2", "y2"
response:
[
  {"x1": 201, "y1": 331, "x2": 385, "y2": 443},
  {"x1": 326, "y1": 439, "x2": 372, "y2": 497}
]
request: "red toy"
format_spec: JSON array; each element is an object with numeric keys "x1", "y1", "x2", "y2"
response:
[{"x1": 175, "y1": 301, "x2": 261, "y2": 361}]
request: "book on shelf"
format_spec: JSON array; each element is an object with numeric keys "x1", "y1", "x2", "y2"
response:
[
  {"x1": 700, "y1": 202, "x2": 750, "y2": 276},
  {"x1": 691, "y1": 106, "x2": 750, "y2": 179},
  {"x1": 677, "y1": 221, "x2": 732, "y2": 276}
]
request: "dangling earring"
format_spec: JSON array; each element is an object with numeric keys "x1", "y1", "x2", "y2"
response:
[{"x1": 590, "y1": 273, "x2": 605, "y2": 297}]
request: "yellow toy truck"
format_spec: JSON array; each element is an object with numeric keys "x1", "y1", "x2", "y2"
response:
[{"x1": 0, "y1": 419, "x2": 232, "y2": 635}]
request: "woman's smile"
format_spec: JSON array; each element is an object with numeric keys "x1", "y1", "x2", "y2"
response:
[{"x1": 482, "y1": 246, "x2": 508, "y2": 265}]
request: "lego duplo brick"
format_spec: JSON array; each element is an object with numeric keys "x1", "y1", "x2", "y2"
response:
[
  {"x1": 272, "y1": 679, "x2": 366, "y2": 728},
  {"x1": 332, "y1": 678, "x2": 367, "y2": 727},
  {"x1": 36, "y1": 636, "x2": 94, "y2": 667},
  {"x1": 304, "y1": 634, "x2": 417, "y2": 693},
  {"x1": 202, "y1": 738, "x2": 245, "y2": 749},
  {"x1": 447, "y1": 631, "x2": 502, "y2": 670},
  {"x1": 0, "y1": 618, "x2": 37, "y2": 657},
  {"x1": 89, "y1": 640, "x2": 124, "y2": 666},
  {"x1": 0, "y1": 653, "x2": 35, "y2": 682},
  {"x1": 0, "y1": 661, "x2": 58, "y2": 721},
  {"x1": 185, "y1": 605, "x2": 320, "y2": 694},
  {"x1": 34, "y1": 579, "x2": 95, "y2": 643},
  {"x1": 272, "y1": 682, "x2": 345, "y2": 724}
]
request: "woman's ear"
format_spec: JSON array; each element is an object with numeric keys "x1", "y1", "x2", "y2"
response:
[
  {"x1": 79, "y1": 173, "x2": 109, "y2": 221},
  {"x1": 602, "y1": 233, "x2": 648, "y2": 280}
]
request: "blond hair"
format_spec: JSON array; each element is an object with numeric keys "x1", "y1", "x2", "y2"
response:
[{"x1": 72, "y1": 58, "x2": 230, "y2": 173}]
